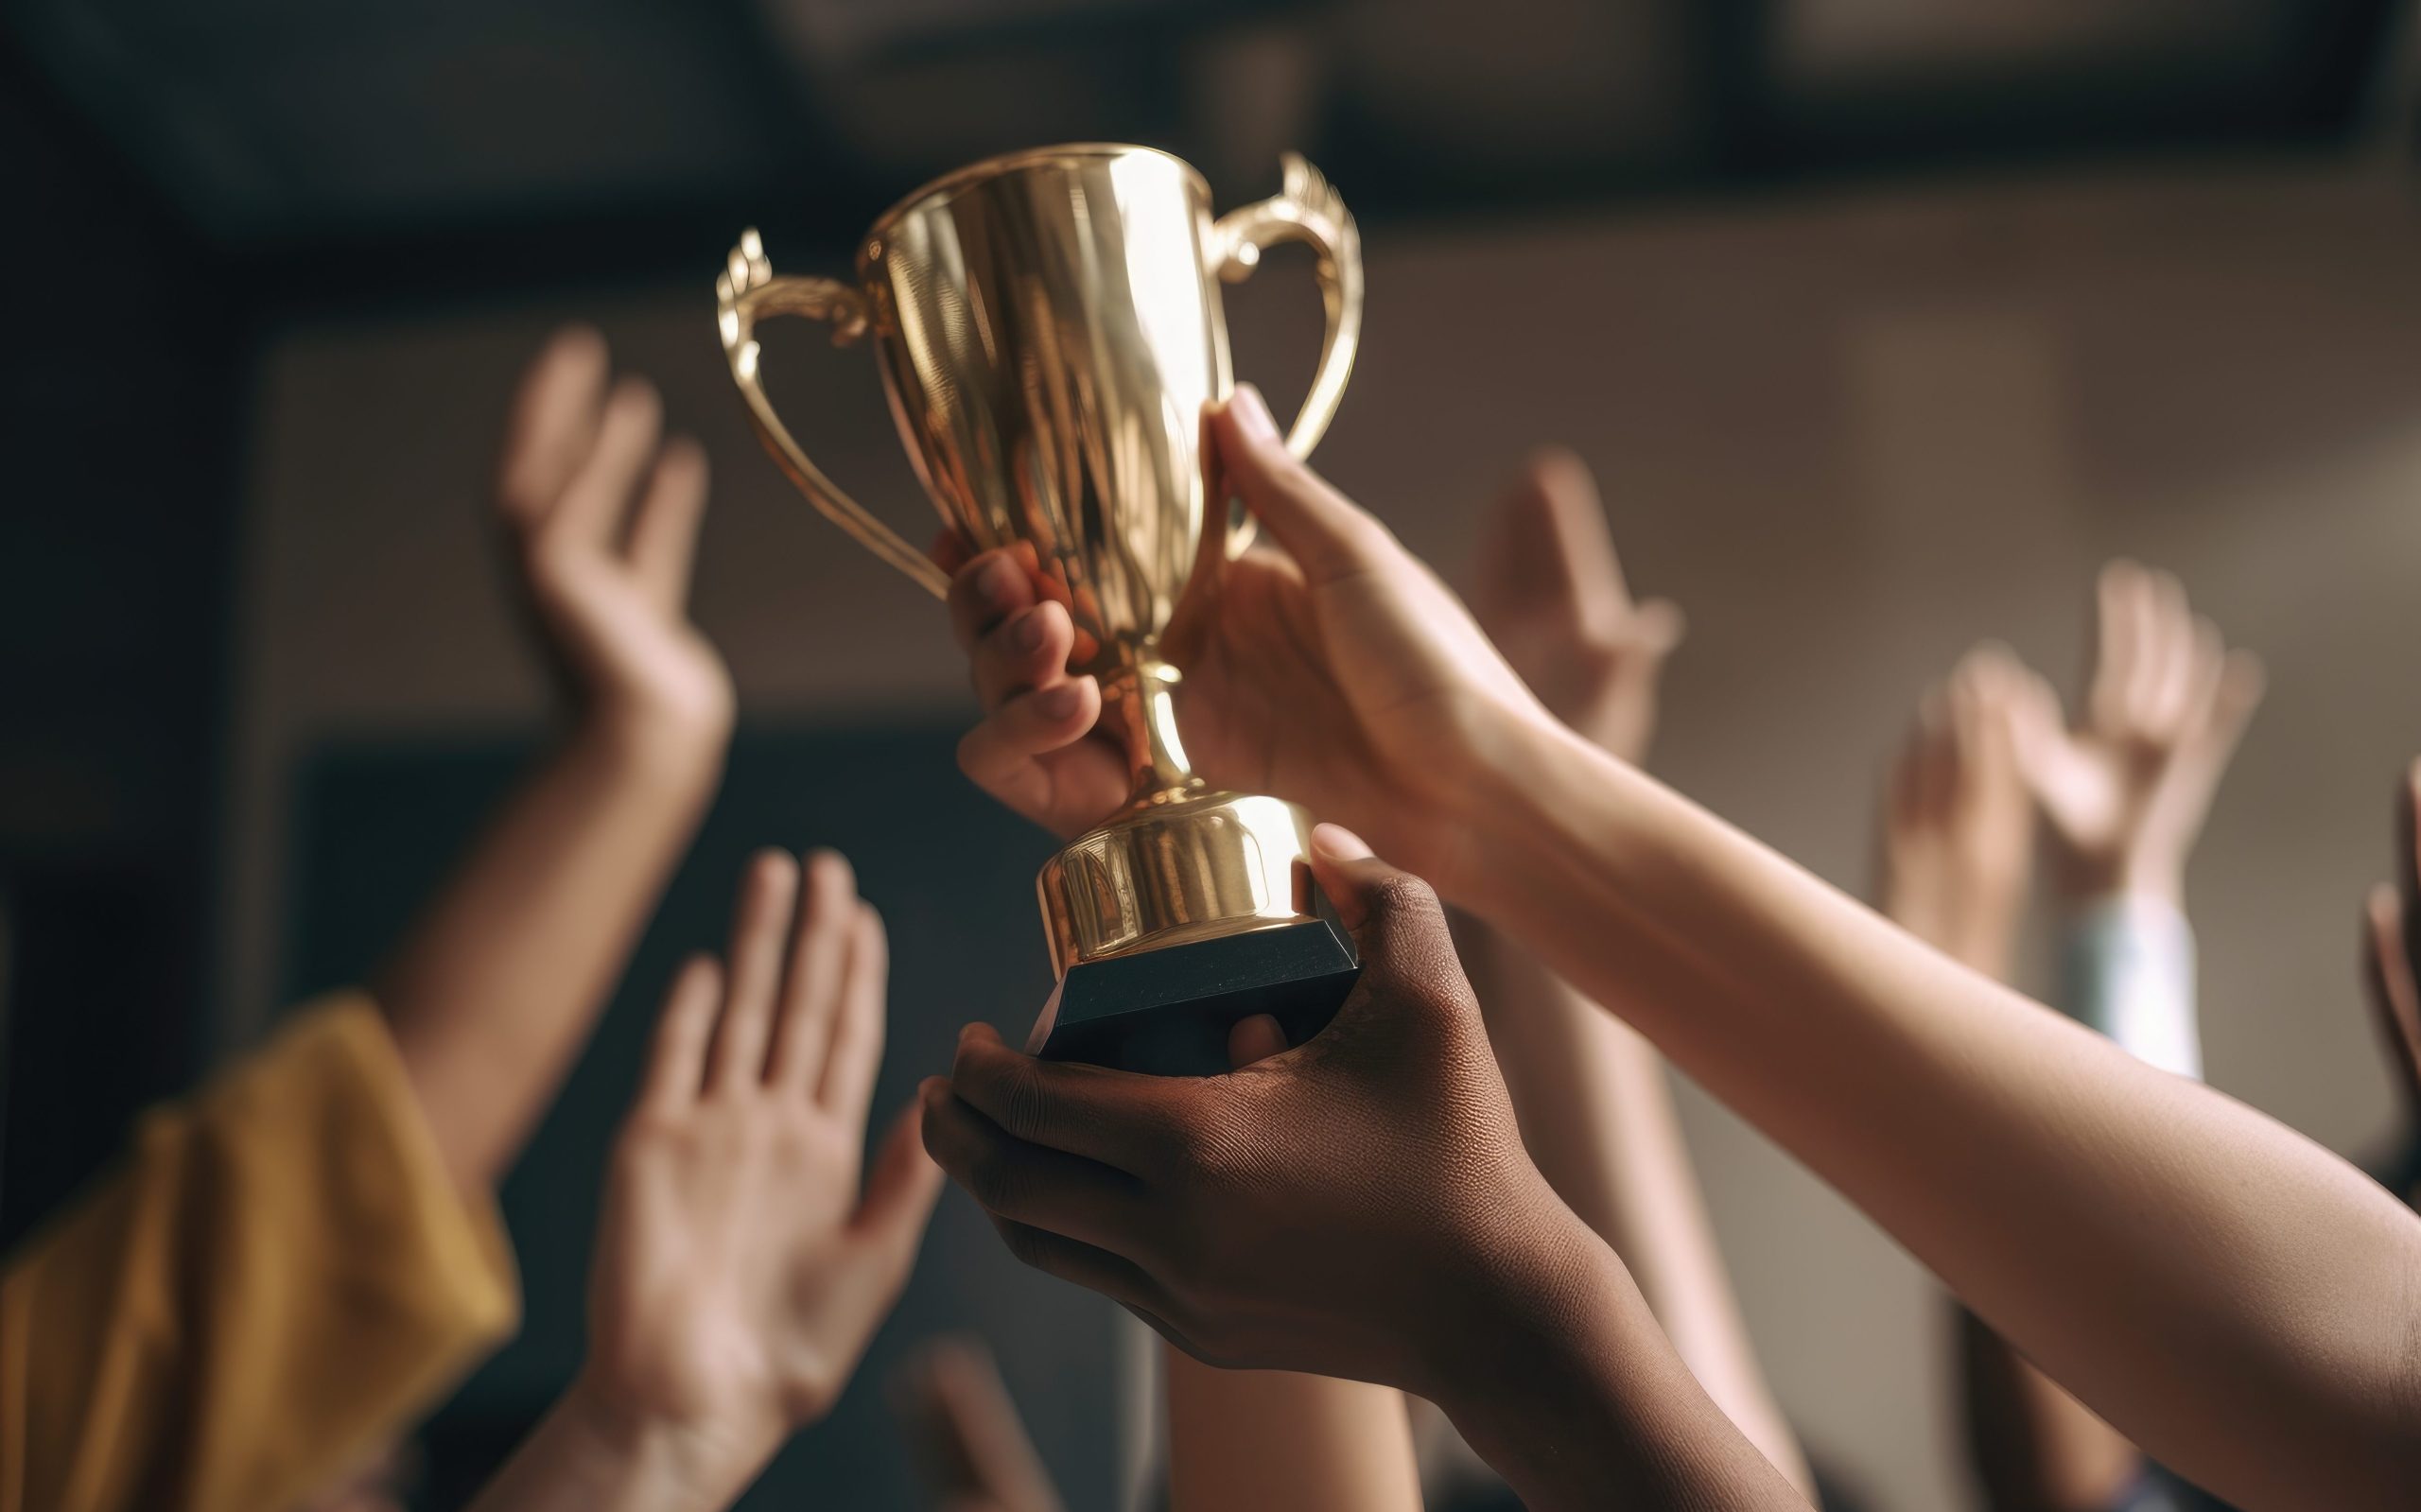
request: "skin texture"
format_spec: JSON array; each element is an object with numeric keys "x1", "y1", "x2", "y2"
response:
[
  {"x1": 1462, "y1": 450, "x2": 1812, "y2": 1497},
  {"x1": 376, "y1": 325, "x2": 735, "y2": 1193},
  {"x1": 465, "y1": 851, "x2": 944, "y2": 1512},
  {"x1": 943, "y1": 395, "x2": 2421, "y2": 1511},
  {"x1": 920, "y1": 827, "x2": 1809, "y2": 1511},
  {"x1": 892, "y1": 1338, "x2": 1065, "y2": 1512}
]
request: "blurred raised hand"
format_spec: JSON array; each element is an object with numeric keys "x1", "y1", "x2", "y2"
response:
[
  {"x1": 2010, "y1": 561, "x2": 2263, "y2": 905},
  {"x1": 496, "y1": 325, "x2": 734, "y2": 745},
  {"x1": 1879, "y1": 646, "x2": 2038, "y2": 977},
  {"x1": 466, "y1": 851, "x2": 943, "y2": 1512},
  {"x1": 1471, "y1": 448, "x2": 1683, "y2": 765}
]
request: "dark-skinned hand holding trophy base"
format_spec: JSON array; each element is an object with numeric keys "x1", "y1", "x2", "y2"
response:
[{"x1": 716, "y1": 144, "x2": 1366, "y2": 1073}]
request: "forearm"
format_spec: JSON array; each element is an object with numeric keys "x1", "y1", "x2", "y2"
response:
[
  {"x1": 1453, "y1": 716, "x2": 2421, "y2": 1508},
  {"x1": 465, "y1": 1379, "x2": 770, "y2": 1512},
  {"x1": 1164, "y1": 1348, "x2": 1420, "y2": 1512},
  {"x1": 1430, "y1": 1217, "x2": 1807, "y2": 1512},
  {"x1": 1463, "y1": 923, "x2": 1811, "y2": 1495},
  {"x1": 380, "y1": 712, "x2": 724, "y2": 1189}
]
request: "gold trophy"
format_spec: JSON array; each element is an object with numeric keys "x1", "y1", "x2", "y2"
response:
[{"x1": 716, "y1": 144, "x2": 1363, "y2": 1073}]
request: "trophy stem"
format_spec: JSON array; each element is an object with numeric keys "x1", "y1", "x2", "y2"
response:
[{"x1": 1103, "y1": 658, "x2": 1205, "y2": 808}]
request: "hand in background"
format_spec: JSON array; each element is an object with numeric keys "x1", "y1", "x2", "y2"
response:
[
  {"x1": 2362, "y1": 762, "x2": 2421, "y2": 1142},
  {"x1": 1471, "y1": 448, "x2": 1682, "y2": 764},
  {"x1": 942, "y1": 384, "x2": 1548, "y2": 887},
  {"x1": 580, "y1": 852, "x2": 941, "y2": 1455},
  {"x1": 1879, "y1": 646, "x2": 2037, "y2": 976},
  {"x1": 2010, "y1": 561, "x2": 2263, "y2": 905},
  {"x1": 496, "y1": 325, "x2": 734, "y2": 749},
  {"x1": 893, "y1": 1338, "x2": 1064, "y2": 1512}
]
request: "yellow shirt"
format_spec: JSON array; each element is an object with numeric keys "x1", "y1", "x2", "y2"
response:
[{"x1": 0, "y1": 998, "x2": 519, "y2": 1512}]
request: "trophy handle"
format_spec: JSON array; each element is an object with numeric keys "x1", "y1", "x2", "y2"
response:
[
  {"x1": 1209, "y1": 153, "x2": 1365, "y2": 558},
  {"x1": 716, "y1": 230, "x2": 950, "y2": 599}
]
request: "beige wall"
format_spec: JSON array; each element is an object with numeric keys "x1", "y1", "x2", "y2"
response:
[{"x1": 229, "y1": 160, "x2": 2421, "y2": 1510}]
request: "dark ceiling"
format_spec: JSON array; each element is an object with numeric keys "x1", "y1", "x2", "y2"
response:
[{"x1": 7, "y1": 0, "x2": 2405, "y2": 311}]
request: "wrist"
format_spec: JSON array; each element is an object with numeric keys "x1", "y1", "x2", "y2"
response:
[
  {"x1": 575, "y1": 692, "x2": 734, "y2": 784},
  {"x1": 1442, "y1": 704, "x2": 1605, "y2": 913},
  {"x1": 557, "y1": 1372, "x2": 781, "y2": 1510},
  {"x1": 2061, "y1": 851, "x2": 2183, "y2": 911}
]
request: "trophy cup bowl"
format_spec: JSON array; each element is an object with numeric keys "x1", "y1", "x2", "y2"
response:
[{"x1": 715, "y1": 143, "x2": 1364, "y2": 1074}]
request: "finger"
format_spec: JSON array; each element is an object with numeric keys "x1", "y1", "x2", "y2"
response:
[
  {"x1": 1228, "y1": 1013, "x2": 1288, "y2": 1069},
  {"x1": 766, "y1": 849, "x2": 860, "y2": 1094},
  {"x1": 1475, "y1": 447, "x2": 1624, "y2": 625},
  {"x1": 496, "y1": 325, "x2": 610, "y2": 526},
  {"x1": 2136, "y1": 569, "x2": 2196, "y2": 735},
  {"x1": 1208, "y1": 385, "x2": 1393, "y2": 583},
  {"x1": 636, "y1": 954, "x2": 723, "y2": 1114},
  {"x1": 854, "y1": 1097, "x2": 948, "y2": 1268},
  {"x1": 948, "y1": 1024, "x2": 1186, "y2": 1173},
  {"x1": 921, "y1": 1080, "x2": 1149, "y2": 1250},
  {"x1": 1913, "y1": 688, "x2": 1952, "y2": 820},
  {"x1": 2087, "y1": 560, "x2": 2139, "y2": 734},
  {"x1": 931, "y1": 528, "x2": 976, "y2": 578},
  {"x1": 949, "y1": 547, "x2": 1042, "y2": 654},
  {"x1": 2397, "y1": 760, "x2": 2421, "y2": 979},
  {"x1": 1629, "y1": 596, "x2": 1688, "y2": 658},
  {"x1": 818, "y1": 902, "x2": 890, "y2": 1121},
  {"x1": 625, "y1": 435, "x2": 710, "y2": 613},
  {"x1": 706, "y1": 850, "x2": 800, "y2": 1092},
  {"x1": 985, "y1": 1211, "x2": 1174, "y2": 1319},
  {"x1": 2364, "y1": 884, "x2": 2421, "y2": 1110},
  {"x1": 955, "y1": 678, "x2": 1105, "y2": 799},
  {"x1": 2120, "y1": 565, "x2": 2175, "y2": 732},
  {"x1": 549, "y1": 376, "x2": 663, "y2": 549},
  {"x1": 973, "y1": 600, "x2": 1079, "y2": 714},
  {"x1": 2004, "y1": 662, "x2": 2067, "y2": 792},
  {"x1": 1308, "y1": 825, "x2": 1459, "y2": 982},
  {"x1": 895, "y1": 1339, "x2": 1061, "y2": 1512}
]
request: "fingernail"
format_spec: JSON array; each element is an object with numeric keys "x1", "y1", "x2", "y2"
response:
[
  {"x1": 1312, "y1": 823, "x2": 1371, "y2": 860},
  {"x1": 1009, "y1": 609, "x2": 1049, "y2": 654},
  {"x1": 918, "y1": 1075, "x2": 948, "y2": 1105},
  {"x1": 1036, "y1": 682, "x2": 1085, "y2": 719},
  {"x1": 1229, "y1": 384, "x2": 1280, "y2": 444},
  {"x1": 975, "y1": 554, "x2": 1019, "y2": 606}
]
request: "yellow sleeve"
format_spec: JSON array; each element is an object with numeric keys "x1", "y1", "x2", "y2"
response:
[{"x1": 0, "y1": 995, "x2": 520, "y2": 1512}]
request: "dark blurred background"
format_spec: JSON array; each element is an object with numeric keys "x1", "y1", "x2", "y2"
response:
[{"x1": 5, "y1": 4, "x2": 2419, "y2": 1508}]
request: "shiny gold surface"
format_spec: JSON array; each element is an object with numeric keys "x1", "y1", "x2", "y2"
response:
[{"x1": 715, "y1": 144, "x2": 1362, "y2": 975}]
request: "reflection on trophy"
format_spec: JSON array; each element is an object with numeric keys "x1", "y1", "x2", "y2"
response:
[{"x1": 715, "y1": 143, "x2": 1364, "y2": 1075}]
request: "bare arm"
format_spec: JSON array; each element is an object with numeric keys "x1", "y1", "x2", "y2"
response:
[
  {"x1": 376, "y1": 328, "x2": 733, "y2": 1192},
  {"x1": 1463, "y1": 451, "x2": 1808, "y2": 1494},
  {"x1": 943, "y1": 395, "x2": 2421, "y2": 1508}
]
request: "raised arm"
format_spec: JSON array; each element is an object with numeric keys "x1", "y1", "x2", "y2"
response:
[
  {"x1": 376, "y1": 327, "x2": 734, "y2": 1192},
  {"x1": 944, "y1": 388, "x2": 2421, "y2": 1510},
  {"x1": 466, "y1": 851, "x2": 944, "y2": 1512},
  {"x1": 1462, "y1": 451, "x2": 1808, "y2": 1494}
]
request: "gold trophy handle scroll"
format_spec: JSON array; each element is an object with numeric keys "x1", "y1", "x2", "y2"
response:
[
  {"x1": 715, "y1": 230, "x2": 951, "y2": 599},
  {"x1": 1208, "y1": 153, "x2": 1365, "y2": 559}
]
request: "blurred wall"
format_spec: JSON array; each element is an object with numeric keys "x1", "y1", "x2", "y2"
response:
[{"x1": 227, "y1": 159, "x2": 2421, "y2": 1511}]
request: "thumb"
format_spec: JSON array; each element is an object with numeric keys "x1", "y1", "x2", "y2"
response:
[
  {"x1": 854, "y1": 1097, "x2": 947, "y2": 1264},
  {"x1": 1309, "y1": 824, "x2": 1459, "y2": 986},
  {"x1": 1210, "y1": 386, "x2": 1385, "y2": 582}
]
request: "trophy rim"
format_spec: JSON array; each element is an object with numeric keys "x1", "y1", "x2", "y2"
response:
[{"x1": 859, "y1": 142, "x2": 1210, "y2": 264}]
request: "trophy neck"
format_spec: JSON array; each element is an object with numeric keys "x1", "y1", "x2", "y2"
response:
[{"x1": 1104, "y1": 659, "x2": 1205, "y2": 808}]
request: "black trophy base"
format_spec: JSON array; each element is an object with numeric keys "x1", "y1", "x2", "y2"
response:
[{"x1": 1028, "y1": 918, "x2": 1362, "y2": 1076}]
